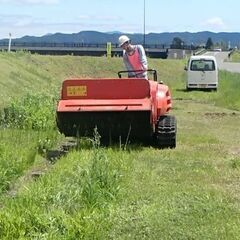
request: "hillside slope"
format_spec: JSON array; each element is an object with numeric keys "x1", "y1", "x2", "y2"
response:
[{"x1": 0, "y1": 51, "x2": 185, "y2": 105}]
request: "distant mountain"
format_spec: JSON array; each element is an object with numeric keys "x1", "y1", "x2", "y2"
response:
[
  {"x1": 1, "y1": 31, "x2": 240, "y2": 46},
  {"x1": 105, "y1": 31, "x2": 123, "y2": 34}
]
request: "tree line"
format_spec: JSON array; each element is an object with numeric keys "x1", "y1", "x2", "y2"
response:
[{"x1": 171, "y1": 37, "x2": 230, "y2": 50}]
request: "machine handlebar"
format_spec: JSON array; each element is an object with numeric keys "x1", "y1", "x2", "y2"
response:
[{"x1": 118, "y1": 69, "x2": 158, "y2": 81}]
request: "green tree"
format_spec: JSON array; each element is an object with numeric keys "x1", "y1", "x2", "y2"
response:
[
  {"x1": 206, "y1": 37, "x2": 213, "y2": 49},
  {"x1": 171, "y1": 37, "x2": 184, "y2": 49}
]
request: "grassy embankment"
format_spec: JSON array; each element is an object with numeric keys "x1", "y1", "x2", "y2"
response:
[
  {"x1": 0, "y1": 51, "x2": 240, "y2": 239},
  {"x1": 230, "y1": 50, "x2": 240, "y2": 62}
]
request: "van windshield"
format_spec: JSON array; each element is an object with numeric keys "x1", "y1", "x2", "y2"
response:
[{"x1": 190, "y1": 60, "x2": 216, "y2": 71}]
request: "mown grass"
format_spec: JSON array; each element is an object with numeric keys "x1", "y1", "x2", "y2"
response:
[
  {"x1": 0, "y1": 51, "x2": 185, "y2": 105},
  {"x1": 0, "y1": 51, "x2": 240, "y2": 239}
]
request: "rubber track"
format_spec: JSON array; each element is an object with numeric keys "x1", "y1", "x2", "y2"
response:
[{"x1": 155, "y1": 115, "x2": 177, "y2": 148}]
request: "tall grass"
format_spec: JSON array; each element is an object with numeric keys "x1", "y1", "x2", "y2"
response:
[
  {"x1": 0, "y1": 93, "x2": 57, "y2": 130},
  {"x1": 0, "y1": 129, "x2": 60, "y2": 196},
  {"x1": 0, "y1": 143, "x2": 129, "y2": 239},
  {"x1": 0, "y1": 91, "x2": 62, "y2": 197},
  {"x1": 0, "y1": 130, "x2": 36, "y2": 193}
]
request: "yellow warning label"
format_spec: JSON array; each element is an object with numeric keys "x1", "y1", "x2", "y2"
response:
[{"x1": 67, "y1": 86, "x2": 87, "y2": 96}]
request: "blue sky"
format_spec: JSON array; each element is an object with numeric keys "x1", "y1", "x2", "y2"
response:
[{"x1": 0, "y1": 0, "x2": 239, "y2": 39}]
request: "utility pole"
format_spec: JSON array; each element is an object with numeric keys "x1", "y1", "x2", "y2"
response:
[
  {"x1": 8, "y1": 33, "x2": 12, "y2": 52},
  {"x1": 143, "y1": 0, "x2": 146, "y2": 48}
]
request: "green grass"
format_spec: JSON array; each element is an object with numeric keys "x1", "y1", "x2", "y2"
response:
[
  {"x1": 1, "y1": 93, "x2": 57, "y2": 130},
  {"x1": 0, "y1": 129, "x2": 61, "y2": 195},
  {"x1": 172, "y1": 70, "x2": 240, "y2": 112},
  {"x1": 0, "y1": 51, "x2": 186, "y2": 104},
  {"x1": 231, "y1": 51, "x2": 240, "y2": 62},
  {"x1": 0, "y1": 146, "x2": 129, "y2": 239},
  {"x1": 0, "y1": 52, "x2": 240, "y2": 239}
]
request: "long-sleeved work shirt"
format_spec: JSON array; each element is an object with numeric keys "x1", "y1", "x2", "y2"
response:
[{"x1": 123, "y1": 45, "x2": 148, "y2": 79}]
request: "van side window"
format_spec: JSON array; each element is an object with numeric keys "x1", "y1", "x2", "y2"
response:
[
  {"x1": 192, "y1": 64, "x2": 197, "y2": 70},
  {"x1": 190, "y1": 60, "x2": 215, "y2": 71}
]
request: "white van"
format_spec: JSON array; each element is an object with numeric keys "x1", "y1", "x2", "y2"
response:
[{"x1": 185, "y1": 55, "x2": 218, "y2": 90}]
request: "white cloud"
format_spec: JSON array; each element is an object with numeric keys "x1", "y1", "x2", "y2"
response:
[
  {"x1": 0, "y1": 14, "x2": 35, "y2": 25},
  {"x1": 77, "y1": 14, "x2": 122, "y2": 22},
  {"x1": 201, "y1": 17, "x2": 226, "y2": 31},
  {"x1": 14, "y1": 18, "x2": 33, "y2": 27}
]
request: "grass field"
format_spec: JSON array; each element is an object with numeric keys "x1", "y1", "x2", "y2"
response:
[
  {"x1": 230, "y1": 50, "x2": 240, "y2": 62},
  {"x1": 0, "y1": 51, "x2": 240, "y2": 239}
]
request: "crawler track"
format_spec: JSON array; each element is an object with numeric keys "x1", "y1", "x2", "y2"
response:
[{"x1": 155, "y1": 115, "x2": 177, "y2": 148}]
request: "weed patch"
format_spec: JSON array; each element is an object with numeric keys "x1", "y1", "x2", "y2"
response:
[{"x1": 0, "y1": 93, "x2": 57, "y2": 130}]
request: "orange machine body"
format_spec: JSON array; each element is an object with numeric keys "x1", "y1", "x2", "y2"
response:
[{"x1": 57, "y1": 78, "x2": 172, "y2": 141}]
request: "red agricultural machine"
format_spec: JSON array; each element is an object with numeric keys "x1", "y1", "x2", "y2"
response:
[{"x1": 56, "y1": 70, "x2": 177, "y2": 148}]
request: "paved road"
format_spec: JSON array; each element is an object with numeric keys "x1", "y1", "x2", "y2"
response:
[{"x1": 204, "y1": 51, "x2": 240, "y2": 73}]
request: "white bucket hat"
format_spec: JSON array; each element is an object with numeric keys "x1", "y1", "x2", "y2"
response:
[{"x1": 118, "y1": 35, "x2": 130, "y2": 47}]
